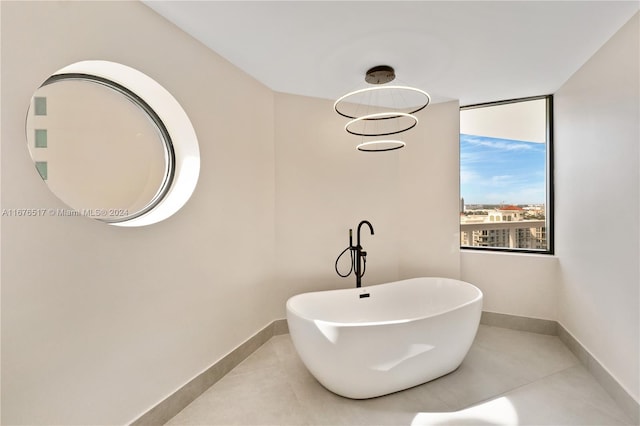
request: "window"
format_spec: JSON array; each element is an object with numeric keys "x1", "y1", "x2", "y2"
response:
[{"x1": 460, "y1": 95, "x2": 553, "y2": 254}]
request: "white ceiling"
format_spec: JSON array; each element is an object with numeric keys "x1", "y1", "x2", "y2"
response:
[{"x1": 144, "y1": 1, "x2": 638, "y2": 106}]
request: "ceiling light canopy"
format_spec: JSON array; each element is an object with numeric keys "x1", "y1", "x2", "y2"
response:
[{"x1": 334, "y1": 65, "x2": 430, "y2": 152}]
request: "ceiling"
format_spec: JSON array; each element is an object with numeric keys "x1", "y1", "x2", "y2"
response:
[{"x1": 144, "y1": 1, "x2": 638, "y2": 106}]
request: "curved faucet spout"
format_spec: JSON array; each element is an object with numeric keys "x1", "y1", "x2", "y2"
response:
[
  {"x1": 357, "y1": 220, "x2": 374, "y2": 245},
  {"x1": 355, "y1": 220, "x2": 374, "y2": 288}
]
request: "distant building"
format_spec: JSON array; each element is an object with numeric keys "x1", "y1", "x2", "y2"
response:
[
  {"x1": 460, "y1": 205, "x2": 546, "y2": 250},
  {"x1": 488, "y1": 205, "x2": 524, "y2": 222}
]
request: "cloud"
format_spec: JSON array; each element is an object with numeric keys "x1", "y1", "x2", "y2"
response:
[
  {"x1": 460, "y1": 150, "x2": 486, "y2": 164},
  {"x1": 461, "y1": 134, "x2": 540, "y2": 152},
  {"x1": 460, "y1": 134, "x2": 546, "y2": 204},
  {"x1": 460, "y1": 167, "x2": 479, "y2": 184}
]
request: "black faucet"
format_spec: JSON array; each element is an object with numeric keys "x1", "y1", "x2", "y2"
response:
[{"x1": 355, "y1": 220, "x2": 374, "y2": 288}]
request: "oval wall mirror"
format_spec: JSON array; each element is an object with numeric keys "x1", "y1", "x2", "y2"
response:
[{"x1": 25, "y1": 61, "x2": 200, "y2": 227}]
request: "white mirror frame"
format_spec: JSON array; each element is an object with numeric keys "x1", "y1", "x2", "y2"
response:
[{"x1": 42, "y1": 60, "x2": 200, "y2": 227}]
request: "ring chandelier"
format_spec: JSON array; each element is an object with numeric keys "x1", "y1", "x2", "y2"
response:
[
  {"x1": 356, "y1": 140, "x2": 406, "y2": 152},
  {"x1": 334, "y1": 65, "x2": 431, "y2": 152}
]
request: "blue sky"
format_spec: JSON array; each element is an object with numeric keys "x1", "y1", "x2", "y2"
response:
[{"x1": 460, "y1": 134, "x2": 546, "y2": 205}]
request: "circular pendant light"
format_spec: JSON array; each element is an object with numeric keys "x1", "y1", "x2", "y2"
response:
[
  {"x1": 357, "y1": 140, "x2": 406, "y2": 152},
  {"x1": 335, "y1": 65, "x2": 430, "y2": 152},
  {"x1": 334, "y1": 85, "x2": 431, "y2": 120},
  {"x1": 345, "y1": 112, "x2": 418, "y2": 137}
]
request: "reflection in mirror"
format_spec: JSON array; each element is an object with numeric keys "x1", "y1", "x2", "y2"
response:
[
  {"x1": 26, "y1": 60, "x2": 199, "y2": 227},
  {"x1": 26, "y1": 76, "x2": 173, "y2": 222}
]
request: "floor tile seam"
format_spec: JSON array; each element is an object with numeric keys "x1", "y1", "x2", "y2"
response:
[
  {"x1": 474, "y1": 362, "x2": 637, "y2": 426},
  {"x1": 430, "y1": 389, "x2": 459, "y2": 412},
  {"x1": 269, "y1": 381, "x2": 315, "y2": 426},
  {"x1": 283, "y1": 381, "x2": 314, "y2": 425},
  {"x1": 520, "y1": 354, "x2": 582, "y2": 386},
  {"x1": 452, "y1": 363, "x2": 578, "y2": 413},
  {"x1": 270, "y1": 350, "x2": 319, "y2": 425},
  {"x1": 504, "y1": 365, "x2": 634, "y2": 425}
]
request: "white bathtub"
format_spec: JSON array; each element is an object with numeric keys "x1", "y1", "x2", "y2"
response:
[{"x1": 286, "y1": 277, "x2": 483, "y2": 399}]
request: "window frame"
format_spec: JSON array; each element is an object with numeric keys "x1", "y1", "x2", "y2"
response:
[{"x1": 459, "y1": 94, "x2": 554, "y2": 255}]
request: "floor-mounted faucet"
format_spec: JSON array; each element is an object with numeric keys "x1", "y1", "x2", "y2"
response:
[{"x1": 335, "y1": 220, "x2": 375, "y2": 288}]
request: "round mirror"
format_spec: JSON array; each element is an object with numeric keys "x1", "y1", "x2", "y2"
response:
[{"x1": 25, "y1": 61, "x2": 199, "y2": 226}]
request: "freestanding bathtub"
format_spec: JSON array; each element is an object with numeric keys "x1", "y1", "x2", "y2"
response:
[{"x1": 286, "y1": 277, "x2": 483, "y2": 399}]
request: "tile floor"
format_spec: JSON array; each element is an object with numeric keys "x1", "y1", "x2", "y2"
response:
[{"x1": 166, "y1": 325, "x2": 633, "y2": 425}]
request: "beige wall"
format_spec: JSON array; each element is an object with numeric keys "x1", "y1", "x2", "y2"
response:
[
  {"x1": 1, "y1": 1, "x2": 276, "y2": 424},
  {"x1": 397, "y1": 100, "x2": 462, "y2": 280},
  {"x1": 460, "y1": 13, "x2": 639, "y2": 402},
  {"x1": 2, "y1": 2, "x2": 461, "y2": 424},
  {"x1": 555, "y1": 13, "x2": 639, "y2": 402},
  {"x1": 461, "y1": 251, "x2": 558, "y2": 320},
  {"x1": 274, "y1": 93, "x2": 461, "y2": 304}
]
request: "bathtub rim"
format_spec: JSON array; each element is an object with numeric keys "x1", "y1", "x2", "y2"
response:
[{"x1": 286, "y1": 276, "x2": 483, "y2": 326}]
